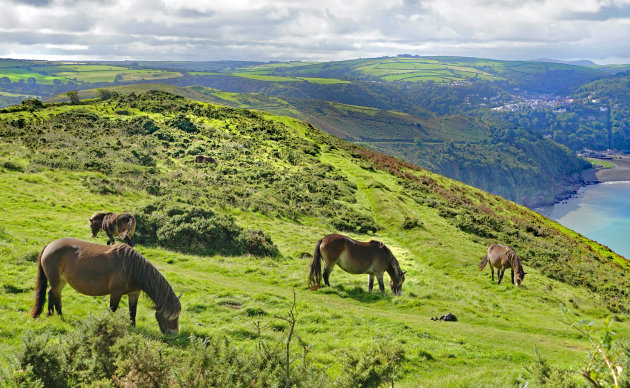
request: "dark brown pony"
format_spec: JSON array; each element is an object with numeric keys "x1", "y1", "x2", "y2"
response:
[
  {"x1": 479, "y1": 243, "x2": 526, "y2": 287},
  {"x1": 194, "y1": 155, "x2": 216, "y2": 163},
  {"x1": 90, "y1": 212, "x2": 136, "y2": 246},
  {"x1": 308, "y1": 234, "x2": 406, "y2": 295},
  {"x1": 30, "y1": 238, "x2": 181, "y2": 335}
]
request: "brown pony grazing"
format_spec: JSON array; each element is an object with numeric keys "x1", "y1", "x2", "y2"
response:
[
  {"x1": 90, "y1": 212, "x2": 136, "y2": 246},
  {"x1": 30, "y1": 238, "x2": 181, "y2": 335},
  {"x1": 308, "y1": 234, "x2": 406, "y2": 295},
  {"x1": 479, "y1": 243, "x2": 526, "y2": 287},
  {"x1": 194, "y1": 155, "x2": 216, "y2": 163}
]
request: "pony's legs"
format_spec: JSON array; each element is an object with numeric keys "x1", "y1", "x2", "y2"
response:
[
  {"x1": 47, "y1": 289, "x2": 56, "y2": 316},
  {"x1": 376, "y1": 274, "x2": 385, "y2": 292},
  {"x1": 46, "y1": 274, "x2": 65, "y2": 316},
  {"x1": 510, "y1": 269, "x2": 515, "y2": 284},
  {"x1": 106, "y1": 232, "x2": 115, "y2": 245},
  {"x1": 322, "y1": 263, "x2": 335, "y2": 286},
  {"x1": 109, "y1": 291, "x2": 123, "y2": 312},
  {"x1": 368, "y1": 274, "x2": 375, "y2": 291},
  {"x1": 128, "y1": 292, "x2": 140, "y2": 326},
  {"x1": 490, "y1": 266, "x2": 495, "y2": 282},
  {"x1": 497, "y1": 269, "x2": 505, "y2": 285}
]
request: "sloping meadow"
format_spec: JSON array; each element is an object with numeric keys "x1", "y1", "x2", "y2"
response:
[{"x1": 0, "y1": 91, "x2": 628, "y2": 386}]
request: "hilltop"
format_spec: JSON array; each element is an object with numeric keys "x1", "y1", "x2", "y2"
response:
[
  {"x1": 0, "y1": 91, "x2": 628, "y2": 386},
  {"x1": 47, "y1": 83, "x2": 590, "y2": 207}
]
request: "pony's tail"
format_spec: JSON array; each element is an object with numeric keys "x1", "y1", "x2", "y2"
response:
[
  {"x1": 478, "y1": 255, "x2": 489, "y2": 271},
  {"x1": 30, "y1": 245, "x2": 48, "y2": 318},
  {"x1": 120, "y1": 215, "x2": 136, "y2": 246},
  {"x1": 308, "y1": 239, "x2": 323, "y2": 290}
]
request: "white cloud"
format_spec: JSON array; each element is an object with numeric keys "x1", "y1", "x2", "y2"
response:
[{"x1": 0, "y1": 0, "x2": 629, "y2": 62}]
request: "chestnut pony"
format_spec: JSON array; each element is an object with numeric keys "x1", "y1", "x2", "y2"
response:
[
  {"x1": 479, "y1": 243, "x2": 526, "y2": 287},
  {"x1": 90, "y1": 212, "x2": 136, "y2": 246},
  {"x1": 308, "y1": 234, "x2": 406, "y2": 295},
  {"x1": 30, "y1": 238, "x2": 181, "y2": 335}
]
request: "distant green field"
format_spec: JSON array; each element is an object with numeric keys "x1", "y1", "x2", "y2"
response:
[
  {"x1": 56, "y1": 69, "x2": 181, "y2": 83},
  {"x1": 30, "y1": 64, "x2": 128, "y2": 73},
  {"x1": 232, "y1": 73, "x2": 303, "y2": 82},
  {"x1": 0, "y1": 62, "x2": 182, "y2": 84},
  {"x1": 297, "y1": 77, "x2": 349, "y2": 84},
  {"x1": 0, "y1": 68, "x2": 63, "y2": 84}
]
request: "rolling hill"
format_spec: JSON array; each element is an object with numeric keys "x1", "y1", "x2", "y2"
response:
[
  {"x1": 53, "y1": 84, "x2": 589, "y2": 207},
  {"x1": 0, "y1": 91, "x2": 628, "y2": 386}
]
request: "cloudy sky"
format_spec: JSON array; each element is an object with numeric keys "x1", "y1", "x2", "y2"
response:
[{"x1": 2, "y1": 0, "x2": 630, "y2": 64}]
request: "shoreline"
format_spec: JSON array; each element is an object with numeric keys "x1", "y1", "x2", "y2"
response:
[
  {"x1": 582, "y1": 155, "x2": 630, "y2": 183},
  {"x1": 538, "y1": 156, "x2": 630, "y2": 210}
]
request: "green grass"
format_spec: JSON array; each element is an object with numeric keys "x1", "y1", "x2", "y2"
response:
[
  {"x1": 297, "y1": 77, "x2": 349, "y2": 84},
  {"x1": 0, "y1": 91, "x2": 628, "y2": 386},
  {"x1": 232, "y1": 73, "x2": 303, "y2": 82},
  {"x1": 0, "y1": 62, "x2": 182, "y2": 85},
  {"x1": 586, "y1": 157, "x2": 613, "y2": 168},
  {"x1": 0, "y1": 67, "x2": 63, "y2": 84}
]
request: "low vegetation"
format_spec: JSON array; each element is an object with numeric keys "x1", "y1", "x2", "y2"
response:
[{"x1": 0, "y1": 91, "x2": 628, "y2": 386}]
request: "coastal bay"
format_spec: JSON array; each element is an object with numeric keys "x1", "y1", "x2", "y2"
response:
[{"x1": 539, "y1": 156, "x2": 630, "y2": 259}]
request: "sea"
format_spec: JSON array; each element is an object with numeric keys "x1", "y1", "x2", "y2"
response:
[{"x1": 537, "y1": 181, "x2": 630, "y2": 260}]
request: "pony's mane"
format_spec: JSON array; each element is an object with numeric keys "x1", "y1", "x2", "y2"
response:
[
  {"x1": 508, "y1": 248, "x2": 524, "y2": 277},
  {"x1": 114, "y1": 245, "x2": 180, "y2": 318},
  {"x1": 383, "y1": 245, "x2": 404, "y2": 279},
  {"x1": 91, "y1": 211, "x2": 112, "y2": 220}
]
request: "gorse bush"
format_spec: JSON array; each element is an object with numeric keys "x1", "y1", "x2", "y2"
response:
[
  {"x1": 336, "y1": 339, "x2": 406, "y2": 388},
  {"x1": 0, "y1": 306, "x2": 344, "y2": 387},
  {"x1": 134, "y1": 202, "x2": 280, "y2": 257},
  {"x1": 62, "y1": 311, "x2": 128, "y2": 385},
  {"x1": 522, "y1": 311, "x2": 630, "y2": 388},
  {"x1": 522, "y1": 348, "x2": 582, "y2": 388},
  {"x1": 15, "y1": 332, "x2": 67, "y2": 388},
  {"x1": 176, "y1": 336, "x2": 328, "y2": 388}
]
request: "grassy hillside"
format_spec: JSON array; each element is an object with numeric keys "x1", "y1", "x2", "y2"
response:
[
  {"x1": 0, "y1": 91, "x2": 628, "y2": 386},
  {"x1": 59, "y1": 84, "x2": 589, "y2": 207}
]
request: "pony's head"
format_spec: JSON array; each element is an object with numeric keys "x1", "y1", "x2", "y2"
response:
[
  {"x1": 383, "y1": 246, "x2": 406, "y2": 295},
  {"x1": 89, "y1": 212, "x2": 107, "y2": 237},
  {"x1": 155, "y1": 293, "x2": 181, "y2": 335},
  {"x1": 513, "y1": 255, "x2": 526, "y2": 287},
  {"x1": 389, "y1": 271, "x2": 406, "y2": 295},
  {"x1": 514, "y1": 266, "x2": 526, "y2": 287}
]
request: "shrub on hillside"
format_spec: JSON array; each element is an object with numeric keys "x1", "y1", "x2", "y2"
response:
[
  {"x1": 14, "y1": 332, "x2": 67, "y2": 388},
  {"x1": 126, "y1": 116, "x2": 160, "y2": 135},
  {"x1": 331, "y1": 208, "x2": 379, "y2": 234},
  {"x1": 62, "y1": 311, "x2": 128, "y2": 385},
  {"x1": 166, "y1": 114, "x2": 198, "y2": 133},
  {"x1": 2, "y1": 160, "x2": 24, "y2": 172},
  {"x1": 2, "y1": 305, "x2": 334, "y2": 387},
  {"x1": 134, "y1": 203, "x2": 280, "y2": 257},
  {"x1": 336, "y1": 339, "x2": 405, "y2": 388}
]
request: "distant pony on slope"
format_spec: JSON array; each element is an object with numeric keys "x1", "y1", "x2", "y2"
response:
[
  {"x1": 90, "y1": 212, "x2": 136, "y2": 246},
  {"x1": 194, "y1": 155, "x2": 216, "y2": 163},
  {"x1": 479, "y1": 243, "x2": 526, "y2": 287}
]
